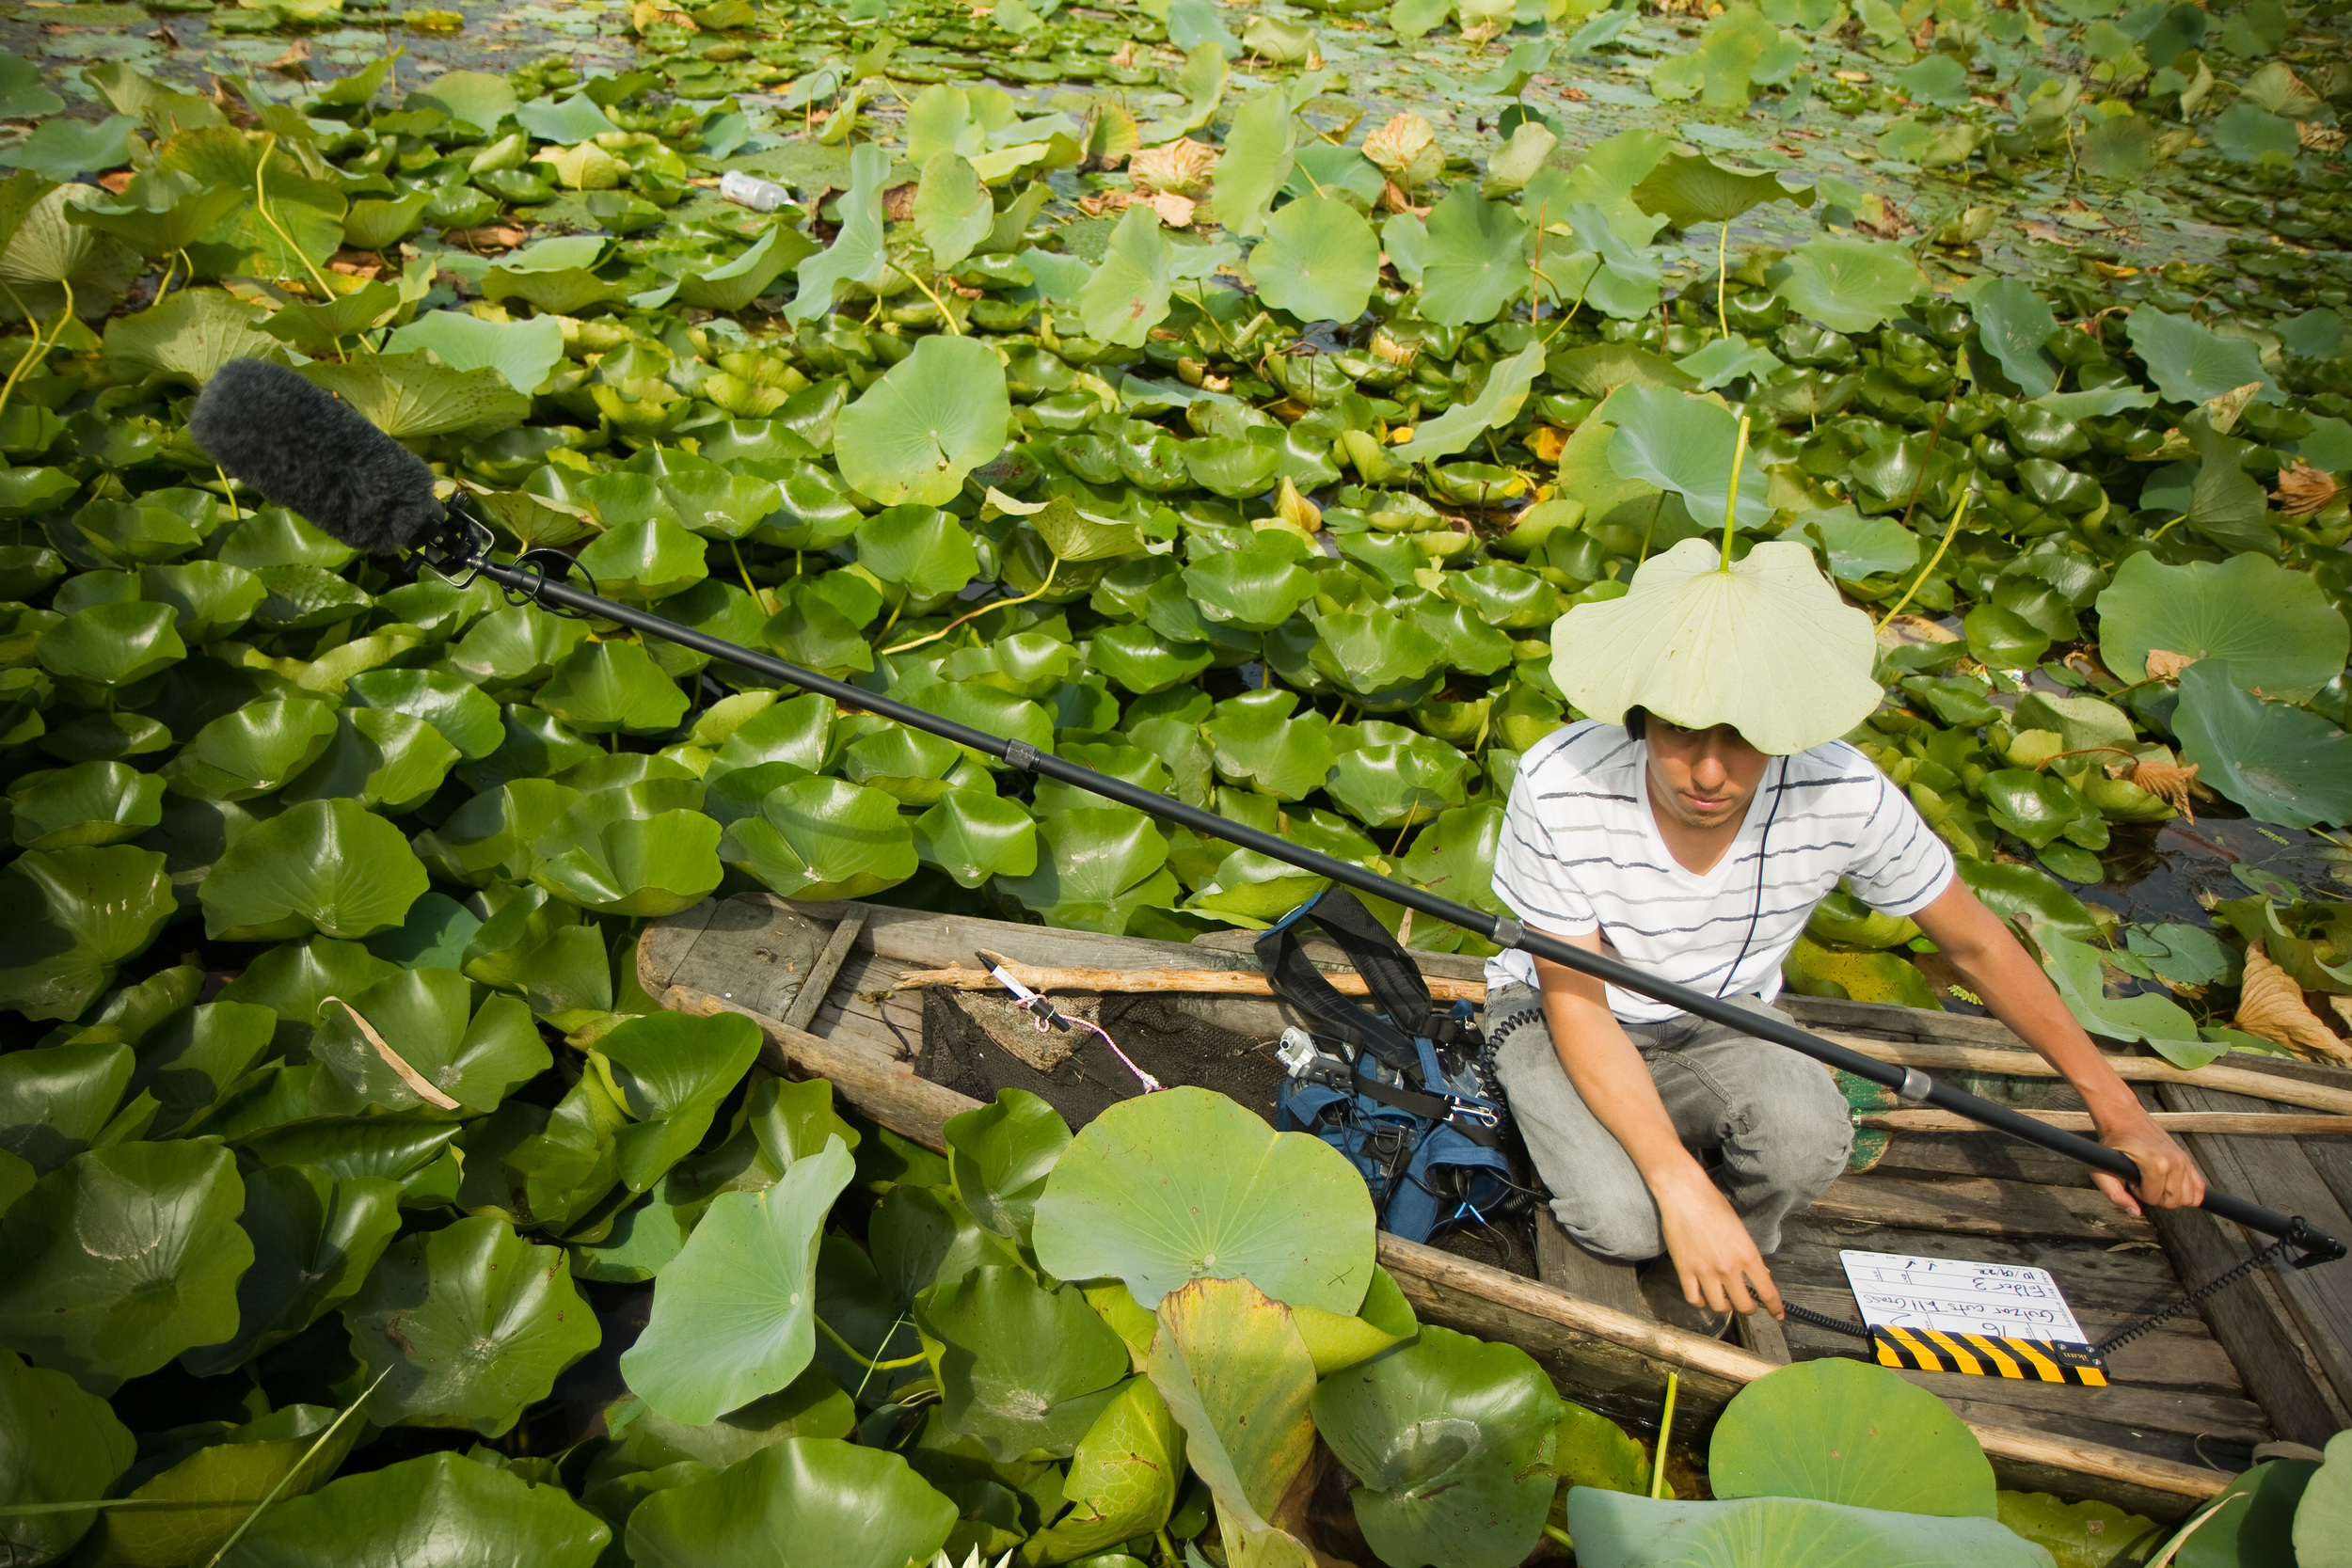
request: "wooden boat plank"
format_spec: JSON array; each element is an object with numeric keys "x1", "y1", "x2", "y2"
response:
[
  {"x1": 1866, "y1": 1131, "x2": 2099, "y2": 1189},
  {"x1": 1807, "y1": 1172, "x2": 2158, "y2": 1246},
  {"x1": 1772, "y1": 1227, "x2": 2201, "y2": 1319},
  {"x1": 2303, "y1": 1134, "x2": 2352, "y2": 1222},
  {"x1": 2159, "y1": 1082, "x2": 2352, "y2": 1424},
  {"x1": 778, "y1": 909, "x2": 865, "y2": 1035}
]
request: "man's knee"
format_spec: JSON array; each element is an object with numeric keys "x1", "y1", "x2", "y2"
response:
[
  {"x1": 1736, "y1": 1060, "x2": 1853, "y2": 1192},
  {"x1": 1551, "y1": 1194, "x2": 1661, "y2": 1262}
]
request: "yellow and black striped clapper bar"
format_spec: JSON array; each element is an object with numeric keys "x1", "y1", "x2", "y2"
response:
[{"x1": 1870, "y1": 1325, "x2": 2108, "y2": 1386}]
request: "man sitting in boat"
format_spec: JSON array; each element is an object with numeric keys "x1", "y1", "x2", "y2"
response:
[{"x1": 1483, "y1": 535, "x2": 2206, "y2": 1332}]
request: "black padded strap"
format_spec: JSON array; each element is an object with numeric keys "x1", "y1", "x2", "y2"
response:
[{"x1": 1256, "y1": 889, "x2": 1435, "y2": 1071}]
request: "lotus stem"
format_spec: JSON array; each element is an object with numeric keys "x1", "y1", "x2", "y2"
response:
[
  {"x1": 885, "y1": 553, "x2": 1061, "y2": 656},
  {"x1": 816, "y1": 1314, "x2": 929, "y2": 1372},
  {"x1": 1543, "y1": 1524, "x2": 1574, "y2": 1551},
  {"x1": 1718, "y1": 414, "x2": 1751, "y2": 572},
  {"x1": 215, "y1": 465, "x2": 242, "y2": 521},
  {"x1": 900, "y1": 266, "x2": 964, "y2": 335},
  {"x1": 1715, "y1": 221, "x2": 1730, "y2": 340},
  {"x1": 255, "y1": 135, "x2": 341, "y2": 303},
  {"x1": 1874, "y1": 487, "x2": 1974, "y2": 633},
  {"x1": 1896, "y1": 387, "x2": 1958, "y2": 536},
  {"x1": 729, "y1": 538, "x2": 773, "y2": 613},
  {"x1": 0, "y1": 277, "x2": 72, "y2": 432},
  {"x1": 200, "y1": 1366, "x2": 391, "y2": 1568},
  {"x1": 1650, "y1": 1370, "x2": 1678, "y2": 1499}
]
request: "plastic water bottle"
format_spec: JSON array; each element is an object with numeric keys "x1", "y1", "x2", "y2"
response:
[{"x1": 718, "y1": 170, "x2": 789, "y2": 212}]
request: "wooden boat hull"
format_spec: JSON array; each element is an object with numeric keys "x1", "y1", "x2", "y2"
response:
[{"x1": 642, "y1": 892, "x2": 2352, "y2": 1521}]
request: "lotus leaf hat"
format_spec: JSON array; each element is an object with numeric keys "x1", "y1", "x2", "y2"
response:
[{"x1": 1549, "y1": 536, "x2": 1881, "y2": 756}]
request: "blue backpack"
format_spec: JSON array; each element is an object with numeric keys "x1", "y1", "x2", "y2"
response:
[{"x1": 1259, "y1": 890, "x2": 1526, "y2": 1245}]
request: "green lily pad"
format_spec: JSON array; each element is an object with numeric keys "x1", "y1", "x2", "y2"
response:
[
  {"x1": 383, "y1": 310, "x2": 564, "y2": 396},
  {"x1": 2174, "y1": 661, "x2": 2352, "y2": 832},
  {"x1": 0, "y1": 845, "x2": 175, "y2": 1022},
  {"x1": 1312, "y1": 1324, "x2": 1566, "y2": 1568},
  {"x1": 1711, "y1": 1357, "x2": 1997, "y2": 1516},
  {"x1": 0, "y1": 1345, "x2": 134, "y2": 1567},
  {"x1": 1034, "y1": 1085, "x2": 1375, "y2": 1312},
  {"x1": 0, "y1": 1142, "x2": 250, "y2": 1391},
  {"x1": 1250, "y1": 193, "x2": 1378, "y2": 325},
  {"x1": 1079, "y1": 204, "x2": 1175, "y2": 347},
  {"x1": 1607, "y1": 385, "x2": 1774, "y2": 533},
  {"x1": 922, "y1": 1261, "x2": 1132, "y2": 1460},
  {"x1": 183, "y1": 1163, "x2": 404, "y2": 1377},
  {"x1": 1563, "y1": 1489, "x2": 2058, "y2": 1568},
  {"x1": 2295, "y1": 1431, "x2": 2352, "y2": 1568},
  {"x1": 590, "y1": 1010, "x2": 764, "y2": 1194},
  {"x1": 1418, "y1": 182, "x2": 1528, "y2": 326},
  {"x1": 619, "y1": 1136, "x2": 855, "y2": 1426},
  {"x1": 221, "y1": 1449, "x2": 610, "y2": 1568},
  {"x1": 1772, "y1": 236, "x2": 1924, "y2": 334},
  {"x1": 994, "y1": 805, "x2": 1177, "y2": 932},
  {"x1": 1146, "y1": 1275, "x2": 1317, "y2": 1561},
  {"x1": 199, "y1": 797, "x2": 429, "y2": 942},
  {"x1": 346, "y1": 1214, "x2": 600, "y2": 1435},
  {"x1": 834, "y1": 333, "x2": 1010, "y2": 507},
  {"x1": 1025, "y1": 1373, "x2": 1188, "y2": 1561},
  {"x1": 2126, "y1": 306, "x2": 2282, "y2": 405},
  {"x1": 2094, "y1": 552, "x2": 2349, "y2": 703},
  {"x1": 624, "y1": 1438, "x2": 956, "y2": 1568},
  {"x1": 719, "y1": 775, "x2": 918, "y2": 901}
]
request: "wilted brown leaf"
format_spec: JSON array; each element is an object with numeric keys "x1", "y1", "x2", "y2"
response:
[
  {"x1": 2142, "y1": 649, "x2": 2196, "y2": 682},
  {"x1": 2300, "y1": 122, "x2": 2347, "y2": 152},
  {"x1": 1363, "y1": 114, "x2": 1441, "y2": 189},
  {"x1": 1130, "y1": 138, "x2": 1217, "y2": 198},
  {"x1": 2276, "y1": 458, "x2": 2339, "y2": 516},
  {"x1": 882, "y1": 182, "x2": 916, "y2": 222},
  {"x1": 2118, "y1": 754, "x2": 2206, "y2": 821},
  {"x1": 2201, "y1": 381, "x2": 2265, "y2": 436},
  {"x1": 2234, "y1": 942, "x2": 2352, "y2": 1064}
]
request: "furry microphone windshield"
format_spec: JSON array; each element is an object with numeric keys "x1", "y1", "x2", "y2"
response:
[{"x1": 189, "y1": 357, "x2": 446, "y2": 555}]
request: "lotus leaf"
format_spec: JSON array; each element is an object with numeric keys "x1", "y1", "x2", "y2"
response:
[
  {"x1": 0, "y1": 1041, "x2": 132, "y2": 1174},
  {"x1": 787, "y1": 142, "x2": 890, "y2": 324},
  {"x1": 1215, "y1": 92, "x2": 1297, "y2": 240},
  {"x1": 2126, "y1": 307, "x2": 2282, "y2": 405},
  {"x1": 86, "y1": 1402, "x2": 362, "y2": 1568},
  {"x1": 38, "y1": 598, "x2": 185, "y2": 689},
  {"x1": 1, "y1": 1347, "x2": 133, "y2": 1561},
  {"x1": 281, "y1": 707, "x2": 463, "y2": 815},
  {"x1": 1961, "y1": 277, "x2": 2061, "y2": 398},
  {"x1": 130, "y1": 999, "x2": 278, "y2": 1138},
  {"x1": 1025, "y1": 1373, "x2": 1188, "y2": 1564},
  {"x1": 620, "y1": 1135, "x2": 854, "y2": 1425},
  {"x1": 1250, "y1": 194, "x2": 1378, "y2": 325},
  {"x1": 1712, "y1": 1357, "x2": 1997, "y2": 1515},
  {"x1": 384, "y1": 310, "x2": 564, "y2": 396},
  {"x1": 1563, "y1": 1488, "x2": 2058, "y2": 1568},
  {"x1": 1147, "y1": 1276, "x2": 1318, "y2": 1563},
  {"x1": 834, "y1": 335, "x2": 1010, "y2": 508},
  {"x1": 1631, "y1": 154, "x2": 1805, "y2": 229},
  {"x1": 1606, "y1": 386, "x2": 1774, "y2": 533},
  {"x1": 1772, "y1": 236, "x2": 1925, "y2": 334},
  {"x1": 310, "y1": 965, "x2": 548, "y2": 1116},
  {"x1": 1313, "y1": 1324, "x2": 1565, "y2": 1568},
  {"x1": 10, "y1": 759, "x2": 164, "y2": 848},
  {"x1": 344, "y1": 1214, "x2": 598, "y2": 1434},
  {"x1": 1393, "y1": 341, "x2": 1548, "y2": 465},
  {"x1": 591, "y1": 1010, "x2": 763, "y2": 1193},
  {"x1": 183, "y1": 1163, "x2": 405, "y2": 1377},
  {"x1": 720, "y1": 775, "x2": 917, "y2": 901},
  {"x1": 533, "y1": 640, "x2": 691, "y2": 736},
  {"x1": 1418, "y1": 183, "x2": 1528, "y2": 326},
  {"x1": 199, "y1": 798, "x2": 429, "y2": 942},
  {"x1": 1080, "y1": 204, "x2": 1176, "y2": 347},
  {"x1": 1035, "y1": 1085, "x2": 1373, "y2": 1310},
  {"x1": 993, "y1": 805, "x2": 1178, "y2": 932},
  {"x1": 0, "y1": 1141, "x2": 250, "y2": 1390},
  {"x1": 2174, "y1": 662, "x2": 2352, "y2": 831},
  {"x1": 533, "y1": 806, "x2": 723, "y2": 917},
  {"x1": 299, "y1": 353, "x2": 529, "y2": 440},
  {"x1": 218, "y1": 1450, "x2": 610, "y2": 1568},
  {"x1": 1551, "y1": 538, "x2": 1880, "y2": 755},
  {"x1": 2167, "y1": 1459, "x2": 2316, "y2": 1568},
  {"x1": 624, "y1": 1438, "x2": 957, "y2": 1568},
  {"x1": 924, "y1": 1262, "x2": 1133, "y2": 1458},
  {"x1": 1995, "y1": 1491, "x2": 2166, "y2": 1568},
  {"x1": 678, "y1": 224, "x2": 820, "y2": 313},
  {"x1": 914, "y1": 151, "x2": 993, "y2": 270},
  {"x1": 0, "y1": 845, "x2": 175, "y2": 1021},
  {"x1": 2094, "y1": 552, "x2": 2348, "y2": 703},
  {"x1": 2296, "y1": 1430, "x2": 2352, "y2": 1567},
  {"x1": 1202, "y1": 689, "x2": 1336, "y2": 800}
]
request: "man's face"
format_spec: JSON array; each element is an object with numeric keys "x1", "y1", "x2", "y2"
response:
[{"x1": 1643, "y1": 715, "x2": 1771, "y2": 832}]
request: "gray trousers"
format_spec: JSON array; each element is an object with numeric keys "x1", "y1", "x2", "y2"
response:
[{"x1": 1486, "y1": 983, "x2": 1852, "y2": 1262}]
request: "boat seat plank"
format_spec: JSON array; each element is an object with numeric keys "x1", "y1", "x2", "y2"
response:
[
  {"x1": 1865, "y1": 1131, "x2": 2100, "y2": 1189},
  {"x1": 1807, "y1": 1172, "x2": 2158, "y2": 1246}
]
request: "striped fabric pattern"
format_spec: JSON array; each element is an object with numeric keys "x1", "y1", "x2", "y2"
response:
[{"x1": 1485, "y1": 721, "x2": 1955, "y2": 1022}]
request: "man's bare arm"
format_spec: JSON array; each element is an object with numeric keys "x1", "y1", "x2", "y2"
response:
[
  {"x1": 1909, "y1": 879, "x2": 2205, "y2": 1213},
  {"x1": 1534, "y1": 940, "x2": 1785, "y2": 1319}
]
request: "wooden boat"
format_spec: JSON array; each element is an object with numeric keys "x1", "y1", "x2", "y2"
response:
[{"x1": 639, "y1": 891, "x2": 2352, "y2": 1522}]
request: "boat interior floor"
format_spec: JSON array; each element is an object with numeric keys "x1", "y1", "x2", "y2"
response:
[{"x1": 643, "y1": 894, "x2": 2352, "y2": 1492}]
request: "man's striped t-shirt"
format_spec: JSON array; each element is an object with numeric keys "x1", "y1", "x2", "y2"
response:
[{"x1": 1486, "y1": 721, "x2": 1956, "y2": 1022}]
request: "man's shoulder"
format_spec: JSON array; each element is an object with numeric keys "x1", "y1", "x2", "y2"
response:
[
  {"x1": 1776, "y1": 740, "x2": 1900, "y2": 804},
  {"x1": 1515, "y1": 721, "x2": 1643, "y2": 804}
]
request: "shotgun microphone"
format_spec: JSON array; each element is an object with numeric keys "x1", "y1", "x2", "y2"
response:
[{"x1": 188, "y1": 357, "x2": 446, "y2": 555}]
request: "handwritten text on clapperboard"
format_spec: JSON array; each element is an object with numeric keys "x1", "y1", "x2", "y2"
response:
[{"x1": 1837, "y1": 1250, "x2": 2090, "y2": 1341}]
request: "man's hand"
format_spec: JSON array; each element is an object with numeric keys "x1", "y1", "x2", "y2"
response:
[
  {"x1": 1654, "y1": 1165, "x2": 1785, "y2": 1319},
  {"x1": 2091, "y1": 1108, "x2": 2206, "y2": 1215}
]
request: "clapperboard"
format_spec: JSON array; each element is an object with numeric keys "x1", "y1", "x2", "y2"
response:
[{"x1": 1838, "y1": 1250, "x2": 2108, "y2": 1385}]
